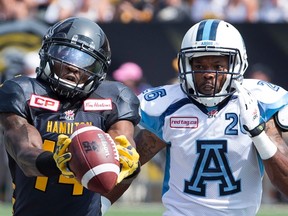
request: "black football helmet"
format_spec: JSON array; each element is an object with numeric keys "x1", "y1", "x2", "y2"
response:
[{"x1": 37, "y1": 17, "x2": 111, "y2": 98}]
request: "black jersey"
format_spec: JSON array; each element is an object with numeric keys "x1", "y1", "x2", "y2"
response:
[{"x1": 0, "y1": 76, "x2": 140, "y2": 216}]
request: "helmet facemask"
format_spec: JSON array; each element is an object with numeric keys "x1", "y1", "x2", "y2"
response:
[
  {"x1": 40, "y1": 44, "x2": 106, "y2": 98},
  {"x1": 178, "y1": 19, "x2": 248, "y2": 107},
  {"x1": 179, "y1": 48, "x2": 244, "y2": 107},
  {"x1": 37, "y1": 17, "x2": 111, "y2": 99}
]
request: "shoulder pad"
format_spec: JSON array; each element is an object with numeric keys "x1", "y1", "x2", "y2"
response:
[
  {"x1": 138, "y1": 84, "x2": 185, "y2": 117},
  {"x1": 275, "y1": 105, "x2": 288, "y2": 130}
]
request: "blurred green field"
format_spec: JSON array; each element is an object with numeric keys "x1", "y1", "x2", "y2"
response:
[{"x1": 1, "y1": 202, "x2": 288, "y2": 216}]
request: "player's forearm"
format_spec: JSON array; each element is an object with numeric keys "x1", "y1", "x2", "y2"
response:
[
  {"x1": 5, "y1": 139, "x2": 43, "y2": 177},
  {"x1": 135, "y1": 129, "x2": 165, "y2": 166},
  {"x1": 9, "y1": 144, "x2": 44, "y2": 177},
  {"x1": 103, "y1": 181, "x2": 133, "y2": 204},
  {"x1": 264, "y1": 152, "x2": 288, "y2": 196},
  {"x1": 100, "y1": 184, "x2": 131, "y2": 215},
  {"x1": 100, "y1": 159, "x2": 139, "y2": 215},
  {"x1": 4, "y1": 123, "x2": 46, "y2": 177}
]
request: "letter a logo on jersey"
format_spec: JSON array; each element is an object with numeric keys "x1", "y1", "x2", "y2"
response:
[{"x1": 184, "y1": 140, "x2": 241, "y2": 196}]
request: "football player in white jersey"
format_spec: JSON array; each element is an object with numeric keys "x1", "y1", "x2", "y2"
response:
[{"x1": 135, "y1": 19, "x2": 288, "y2": 216}]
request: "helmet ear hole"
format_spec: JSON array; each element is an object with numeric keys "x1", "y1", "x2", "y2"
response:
[
  {"x1": 38, "y1": 45, "x2": 50, "y2": 79},
  {"x1": 40, "y1": 50, "x2": 48, "y2": 64}
]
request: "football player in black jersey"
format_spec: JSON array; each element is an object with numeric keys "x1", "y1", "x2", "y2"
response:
[{"x1": 0, "y1": 17, "x2": 140, "y2": 216}]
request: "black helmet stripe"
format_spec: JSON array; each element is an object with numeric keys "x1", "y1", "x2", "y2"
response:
[{"x1": 196, "y1": 19, "x2": 221, "y2": 41}]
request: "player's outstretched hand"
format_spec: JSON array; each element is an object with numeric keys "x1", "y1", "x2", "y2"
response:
[
  {"x1": 115, "y1": 135, "x2": 140, "y2": 184},
  {"x1": 234, "y1": 80, "x2": 278, "y2": 160},
  {"x1": 53, "y1": 134, "x2": 75, "y2": 178},
  {"x1": 234, "y1": 80, "x2": 265, "y2": 137}
]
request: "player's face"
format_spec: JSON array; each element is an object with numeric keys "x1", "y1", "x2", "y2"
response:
[
  {"x1": 52, "y1": 61, "x2": 90, "y2": 85},
  {"x1": 48, "y1": 45, "x2": 102, "y2": 86},
  {"x1": 191, "y1": 56, "x2": 228, "y2": 95}
]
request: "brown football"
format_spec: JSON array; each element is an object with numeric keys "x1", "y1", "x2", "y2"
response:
[{"x1": 69, "y1": 124, "x2": 120, "y2": 194}]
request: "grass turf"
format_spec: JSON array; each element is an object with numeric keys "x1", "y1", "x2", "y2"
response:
[{"x1": 1, "y1": 202, "x2": 288, "y2": 216}]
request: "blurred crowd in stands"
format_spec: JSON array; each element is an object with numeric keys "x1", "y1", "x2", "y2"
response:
[{"x1": 1, "y1": 0, "x2": 288, "y2": 24}]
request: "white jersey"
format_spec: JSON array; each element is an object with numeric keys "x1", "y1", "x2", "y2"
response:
[{"x1": 138, "y1": 79, "x2": 288, "y2": 216}]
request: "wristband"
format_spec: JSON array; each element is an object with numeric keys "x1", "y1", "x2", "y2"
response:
[
  {"x1": 101, "y1": 196, "x2": 111, "y2": 215},
  {"x1": 36, "y1": 151, "x2": 61, "y2": 176},
  {"x1": 245, "y1": 122, "x2": 265, "y2": 137},
  {"x1": 251, "y1": 132, "x2": 277, "y2": 160}
]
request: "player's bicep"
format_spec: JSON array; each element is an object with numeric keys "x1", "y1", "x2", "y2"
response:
[{"x1": 135, "y1": 128, "x2": 166, "y2": 166}]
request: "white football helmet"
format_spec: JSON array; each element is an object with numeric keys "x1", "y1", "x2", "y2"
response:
[{"x1": 178, "y1": 19, "x2": 248, "y2": 107}]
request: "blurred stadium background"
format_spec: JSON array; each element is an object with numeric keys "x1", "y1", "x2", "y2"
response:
[{"x1": 1, "y1": 2, "x2": 288, "y2": 214}]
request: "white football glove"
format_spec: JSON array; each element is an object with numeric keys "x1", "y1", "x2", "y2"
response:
[
  {"x1": 234, "y1": 80, "x2": 277, "y2": 160},
  {"x1": 234, "y1": 80, "x2": 265, "y2": 137}
]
